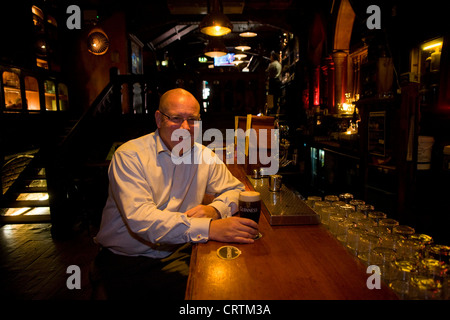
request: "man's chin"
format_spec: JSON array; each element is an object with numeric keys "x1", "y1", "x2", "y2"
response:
[{"x1": 171, "y1": 140, "x2": 194, "y2": 157}]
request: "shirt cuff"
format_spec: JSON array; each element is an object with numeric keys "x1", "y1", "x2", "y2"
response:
[
  {"x1": 189, "y1": 217, "x2": 211, "y2": 243},
  {"x1": 208, "y1": 201, "x2": 231, "y2": 218}
]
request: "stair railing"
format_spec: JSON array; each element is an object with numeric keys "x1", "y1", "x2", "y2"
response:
[{"x1": 45, "y1": 68, "x2": 158, "y2": 237}]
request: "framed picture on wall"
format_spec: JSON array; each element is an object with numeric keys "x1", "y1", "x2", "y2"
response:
[{"x1": 129, "y1": 34, "x2": 143, "y2": 74}]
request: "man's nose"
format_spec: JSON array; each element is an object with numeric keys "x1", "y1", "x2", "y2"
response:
[{"x1": 180, "y1": 119, "x2": 190, "y2": 130}]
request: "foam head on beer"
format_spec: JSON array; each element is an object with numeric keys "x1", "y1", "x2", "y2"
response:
[{"x1": 239, "y1": 191, "x2": 261, "y2": 202}]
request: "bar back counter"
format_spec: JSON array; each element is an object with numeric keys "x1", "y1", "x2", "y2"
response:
[{"x1": 185, "y1": 164, "x2": 398, "y2": 300}]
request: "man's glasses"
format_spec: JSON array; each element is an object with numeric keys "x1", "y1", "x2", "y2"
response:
[{"x1": 159, "y1": 110, "x2": 201, "y2": 125}]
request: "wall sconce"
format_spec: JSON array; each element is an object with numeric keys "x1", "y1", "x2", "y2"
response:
[
  {"x1": 204, "y1": 36, "x2": 227, "y2": 57},
  {"x1": 87, "y1": 30, "x2": 109, "y2": 55},
  {"x1": 199, "y1": 0, "x2": 232, "y2": 36}
]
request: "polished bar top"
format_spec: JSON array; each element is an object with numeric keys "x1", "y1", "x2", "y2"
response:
[{"x1": 185, "y1": 164, "x2": 398, "y2": 300}]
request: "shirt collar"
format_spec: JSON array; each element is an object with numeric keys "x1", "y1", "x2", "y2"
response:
[{"x1": 155, "y1": 129, "x2": 170, "y2": 154}]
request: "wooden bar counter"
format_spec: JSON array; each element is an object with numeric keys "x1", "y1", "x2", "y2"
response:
[{"x1": 185, "y1": 164, "x2": 398, "y2": 300}]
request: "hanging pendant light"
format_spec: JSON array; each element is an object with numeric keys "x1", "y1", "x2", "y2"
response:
[
  {"x1": 239, "y1": 31, "x2": 257, "y2": 38},
  {"x1": 204, "y1": 36, "x2": 227, "y2": 57},
  {"x1": 235, "y1": 45, "x2": 251, "y2": 51},
  {"x1": 234, "y1": 53, "x2": 247, "y2": 60},
  {"x1": 199, "y1": 0, "x2": 232, "y2": 37}
]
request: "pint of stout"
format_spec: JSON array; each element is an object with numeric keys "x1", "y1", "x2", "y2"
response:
[{"x1": 239, "y1": 191, "x2": 261, "y2": 223}]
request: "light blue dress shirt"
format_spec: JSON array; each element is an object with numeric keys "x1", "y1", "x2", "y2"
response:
[{"x1": 95, "y1": 130, "x2": 245, "y2": 258}]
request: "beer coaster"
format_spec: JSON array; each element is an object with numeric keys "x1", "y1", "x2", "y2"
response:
[{"x1": 217, "y1": 246, "x2": 241, "y2": 260}]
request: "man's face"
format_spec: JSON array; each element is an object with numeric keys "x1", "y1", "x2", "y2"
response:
[{"x1": 155, "y1": 90, "x2": 200, "y2": 155}]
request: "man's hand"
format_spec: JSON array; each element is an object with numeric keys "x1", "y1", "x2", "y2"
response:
[
  {"x1": 185, "y1": 204, "x2": 220, "y2": 220},
  {"x1": 209, "y1": 217, "x2": 259, "y2": 244}
]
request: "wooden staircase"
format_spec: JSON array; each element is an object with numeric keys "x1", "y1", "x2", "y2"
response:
[
  {"x1": 0, "y1": 116, "x2": 81, "y2": 224},
  {"x1": 1, "y1": 72, "x2": 158, "y2": 231},
  {"x1": 0, "y1": 151, "x2": 51, "y2": 223}
]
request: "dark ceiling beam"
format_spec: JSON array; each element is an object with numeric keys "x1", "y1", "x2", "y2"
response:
[
  {"x1": 167, "y1": 0, "x2": 245, "y2": 15},
  {"x1": 149, "y1": 24, "x2": 198, "y2": 50}
]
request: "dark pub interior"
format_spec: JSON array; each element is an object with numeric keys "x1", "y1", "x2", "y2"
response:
[{"x1": 0, "y1": 0, "x2": 449, "y2": 303}]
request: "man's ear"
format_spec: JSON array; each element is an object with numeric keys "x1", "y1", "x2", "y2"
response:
[{"x1": 155, "y1": 110, "x2": 162, "y2": 128}]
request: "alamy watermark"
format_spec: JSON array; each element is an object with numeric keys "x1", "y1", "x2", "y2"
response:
[
  {"x1": 366, "y1": 5, "x2": 381, "y2": 30},
  {"x1": 366, "y1": 265, "x2": 382, "y2": 289},
  {"x1": 169, "y1": 123, "x2": 280, "y2": 176},
  {"x1": 66, "y1": 5, "x2": 81, "y2": 30},
  {"x1": 66, "y1": 265, "x2": 81, "y2": 290},
  {"x1": 66, "y1": 4, "x2": 381, "y2": 31},
  {"x1": 65, "y1": 263, "x2": 382, "y2": 291}
]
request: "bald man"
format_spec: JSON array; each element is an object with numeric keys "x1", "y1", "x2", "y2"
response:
[{"x1": 93, "y1": 88, "x2": 258, "y2": 299}]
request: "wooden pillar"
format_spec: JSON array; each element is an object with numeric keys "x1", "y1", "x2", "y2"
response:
[
  {"x1": 332, "y1": 50, "x2": 348, "y2": 113},
  {"x1": 321, "y1": 57, "x2": 335, "y2": 110}
]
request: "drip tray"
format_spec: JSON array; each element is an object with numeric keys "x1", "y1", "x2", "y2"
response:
[{"x1": 247, "y1": 175, "x2": 320, "y2": 226}]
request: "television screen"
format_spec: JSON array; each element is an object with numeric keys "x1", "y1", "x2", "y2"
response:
[{"x1": 214, "y1": 53, "x2": 235, "y2": 66}]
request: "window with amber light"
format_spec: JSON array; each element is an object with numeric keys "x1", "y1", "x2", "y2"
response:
[
  {"x1": 44, "y1": 80, "x2": 57, "y2": 111},
  {"x1": 25, "y1": 76, "x2": 40, "y2": 111},
  {"x1": 36, "y1": 58, "x2": 49, "y2": 69},
  {"x1": 2, "y1": 71, "x2": 22, "y2": 110},
  {"x1": 32, "y1": 5, "x2": 44, "y2": 32}
]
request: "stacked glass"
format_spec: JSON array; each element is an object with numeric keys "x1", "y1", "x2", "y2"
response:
[
  {"x1": 306, "y1": 195, "x2": 322, "y2": 208},
  {"x1": 312, "y1": 200, "x2": 331, "y2": 226},
  {"x1": 346, "y1": 226, "x2": 367, "y2": 256},
  {"x1": 408, "y1": 258, "x2": 448, "y2": 300},
  {"x1": 357, "y1": 204, "x2": 375, "y2": 217},
  {"x1": 320, "y1": 206, "x2": 339, "y2": 229},
  {"x1": 368, "y1": 211, "x2": 387, "y2": 226},
  {"x1": 324, "y1": 195, "x2": 340, "y2": 204},
  {"x1": 345, "y1": 211, "x2": 370, "y2": 256},
  {"x1": 379, "y1": 218, "x2": 399, "y2": 233},
  {"x1": 349, "y1": 199, "x2": 365, "y2": 209},
  {"x1": 358, "y1": 233, "x2": 381, "y2": 265},
  {"x1": 339, "y1": 193, "x2": 354, "y2": 203},
  {"x1": 316, "y1": 191, "x2": 449, "y2": 299},
  {"x1": 389, "y1": 260, "x2": 417, "y2": 299},
  {"x1": 329, "y1": 214, "x2": 345, "y2": 238},
  {"x1": 370, "y1": 247, "x2": 397, "y2": 283},
  {"x1": 338, "y1": 203, "x2": 355, "y2": 217}
]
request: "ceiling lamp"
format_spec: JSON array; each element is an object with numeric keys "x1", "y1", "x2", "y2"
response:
[
  {"x1": 234, "y1": 53, "x2": 247, "y2": 60},
  {"x1": 204, "y1": 37, "x2": 227, "y2": 57},
  {"x1": 235, "y1": 45, "x2": 251, "y2": 51},
  {"x1": 239, "y1": 31, "x2": 257, "y2": 38},
  {"x1": 199, "y1": 0, "x2": 232, "y2": 36}
]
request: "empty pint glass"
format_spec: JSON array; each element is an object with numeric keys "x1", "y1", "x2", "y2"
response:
[{"x1": 239, "y1": 191, "x2": 261, "y2": 224}]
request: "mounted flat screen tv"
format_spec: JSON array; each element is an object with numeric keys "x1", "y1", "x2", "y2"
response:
[{"x1": 214, "y1": 53, "x2": 235, "y2": 66}]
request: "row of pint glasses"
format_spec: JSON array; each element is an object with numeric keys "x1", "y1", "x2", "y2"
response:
[{"x1": 307, "y1": 193, "x2": 449, "y2": 300}]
